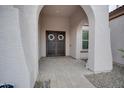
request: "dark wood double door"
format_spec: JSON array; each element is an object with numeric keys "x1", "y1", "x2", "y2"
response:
[{"x1": 46, "y1": 31, "x2": 65, "y2": 57}]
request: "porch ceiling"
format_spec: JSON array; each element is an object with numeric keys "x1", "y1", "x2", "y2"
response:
[{"x1": 40, "y1": 5, "x2": 80, "y2": 17}]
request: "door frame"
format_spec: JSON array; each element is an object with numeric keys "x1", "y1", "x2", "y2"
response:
[{"x1": 46, "y1": 30, "x2": 66, "y2": 57}]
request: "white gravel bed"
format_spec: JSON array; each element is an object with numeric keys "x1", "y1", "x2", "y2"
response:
[{"x1": 85, "y1": 63, "x2": 124, "y2": 88}]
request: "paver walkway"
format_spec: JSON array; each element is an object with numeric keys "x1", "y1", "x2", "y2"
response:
[{"x1": 35, "y1": 57, "x2": 95, "y2": 88}]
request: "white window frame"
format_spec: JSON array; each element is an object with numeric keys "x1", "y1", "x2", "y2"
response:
[{"x1": 81, "y1": 26, "x2": 89, "y2": 51}]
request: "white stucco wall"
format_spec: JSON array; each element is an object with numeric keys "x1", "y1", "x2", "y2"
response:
[
  {"x1": 70, "y1": 7, "x2": 88, "y2": 59},
  {"x1": 79, "y1": 5, "x2": 112, "y2": 72},
  {"x1": 16, "y1": 6, "x2": 39, "y2": 87},
  {"x1": 90, "y1": 6, "x2": 113, "y2": 72},
  {"x1": 39, "y1": 15, "x2": 70, "y2": 57},
  {"x1": 110, "y1": 15, "x2": 124, "y2": 65},
  {"x1": 0, "y1": 6, "x2": 30, "y2": 87}
]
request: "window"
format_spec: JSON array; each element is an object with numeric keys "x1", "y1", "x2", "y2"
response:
[{"x1": 82, "y1": 30, "x2": 89, "y2": 49}]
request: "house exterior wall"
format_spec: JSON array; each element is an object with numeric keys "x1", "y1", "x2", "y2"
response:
[
  {"x1": 0, "y1": 5, "x2": 113, "y2": 87},
  {"x1": 0, "y1": 6, "x2": 30, "y2": 87},
  {"x1": 110, "y1": 15, "x2": 124, "y2": 65}
]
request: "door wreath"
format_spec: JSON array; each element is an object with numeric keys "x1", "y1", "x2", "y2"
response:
[
  {"x1": 58, "y1": 34, "x2": 64, "y2": 40},
  {"x1": 48, "y1": 34, "x2": 55, "y2": 41}
]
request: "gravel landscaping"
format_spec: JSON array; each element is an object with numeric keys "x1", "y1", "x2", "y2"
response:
[{"x1": 85, "y1": 63, "x2": 124, "y2": 88}]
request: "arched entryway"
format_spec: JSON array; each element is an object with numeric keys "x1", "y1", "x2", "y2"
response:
[
  {"x1": 37, "y1": 5, "x2": 96, "y2": 71},
  {"x1": 35, "y1": 5, "x2": 97, "y2": 87}
]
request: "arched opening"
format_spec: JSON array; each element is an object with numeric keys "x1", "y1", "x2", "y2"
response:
[
  {"x1": 37, "y1": 5, "x2": 95, "y2": 70},
  {"x1": 34, "y1": 5, "x2": 96, "y2": 87}
]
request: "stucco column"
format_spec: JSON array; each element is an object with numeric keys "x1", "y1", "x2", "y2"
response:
[
  {"x1": 91, "y1": 6, "x2": 113, "y2": 72},
  {"x1": 81, "y1": 5, "x2": 112, "y2": 72}
]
